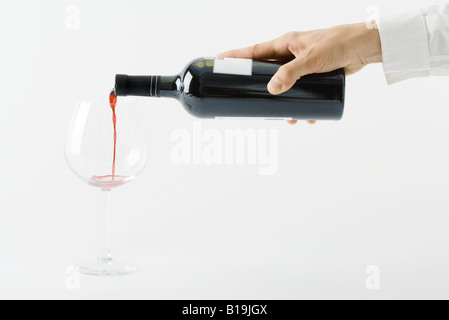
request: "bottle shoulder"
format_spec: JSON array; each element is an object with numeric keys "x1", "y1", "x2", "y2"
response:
[{"x1": 181, "y1": 57, "x2": 215, "y2": 78}]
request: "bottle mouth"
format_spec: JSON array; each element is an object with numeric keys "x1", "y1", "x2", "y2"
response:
[
  {"x1": 115, "y1": 74, "x2": 128, "y2": 96},
  {"x1": 115, "y1": 74, "x2": 158, "y2": 97}
]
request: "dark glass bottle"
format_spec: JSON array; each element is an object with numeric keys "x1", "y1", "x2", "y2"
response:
[{"x1": 115, "y1": 57, "x2": 345, "y2": 120}]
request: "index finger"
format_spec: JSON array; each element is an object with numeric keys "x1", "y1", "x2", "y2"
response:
[{"x1": 216, "y1": 37, "x2": 291, "y2": 60}]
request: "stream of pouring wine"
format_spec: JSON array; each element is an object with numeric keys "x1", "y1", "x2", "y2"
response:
[{"x1": 109, "y1": 90, "x2": 117, "y2": 180}]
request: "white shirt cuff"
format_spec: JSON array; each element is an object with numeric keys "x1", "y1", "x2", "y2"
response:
[{"x1": 378, "y1": 10, "x2": 431, "y2": 84}]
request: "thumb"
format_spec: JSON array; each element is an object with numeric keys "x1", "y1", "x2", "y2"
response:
[{"x1": 267, "y1": 57, "x2": 314, "y2": 95}]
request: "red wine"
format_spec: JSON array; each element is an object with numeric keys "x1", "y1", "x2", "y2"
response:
[
  {"x1": 109, "y1": 91, "x2": 117, "y2": 179},
  {"x1": 90, "y1": 175, "x2": 131, "y2": 189},
  {"x1": 115, "y1": 57, "x2": 345, "y2": 120},
  {"x1": 88, "y1": 92, "x2": 130, "y2": 189}
]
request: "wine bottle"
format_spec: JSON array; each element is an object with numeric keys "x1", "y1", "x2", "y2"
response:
[{"x1": 115, "y1": 57, "x2": 345, "y2": 120}]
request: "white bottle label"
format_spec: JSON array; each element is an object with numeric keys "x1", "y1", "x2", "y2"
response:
[{"x1": 213, "y1": 57, "x2": 253, "y2": 76}]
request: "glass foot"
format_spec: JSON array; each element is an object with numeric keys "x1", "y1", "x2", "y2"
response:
[{"x1": 76, "y1": 259, "x2": 138, "y2": 276}]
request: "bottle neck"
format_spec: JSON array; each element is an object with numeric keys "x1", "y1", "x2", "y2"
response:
[
  {"x1": 115, "y1": 74, "x2": 180, "y2": 98},
  {"x1": 159, "y1": 75, "x2": 180, "y2": 98}
]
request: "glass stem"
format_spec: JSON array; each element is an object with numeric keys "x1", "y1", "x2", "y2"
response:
[{"x1": 99, "y1": 189, "x2": 113, "y2": 264}]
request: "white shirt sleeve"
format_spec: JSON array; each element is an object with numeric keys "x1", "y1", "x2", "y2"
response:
[{"x1": 378, "y1": 4, "x2": 449, "y2": 84}]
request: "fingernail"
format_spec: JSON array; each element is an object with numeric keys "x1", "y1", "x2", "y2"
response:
[{"x1": 268, "y1": 77, "x2": 282, "y2": 93}]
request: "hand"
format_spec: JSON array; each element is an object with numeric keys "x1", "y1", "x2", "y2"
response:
[{"x1": 217, "y1": 22, "x2": 382, "y2": 125}]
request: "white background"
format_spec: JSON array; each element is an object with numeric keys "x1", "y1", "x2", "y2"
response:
[{"x1": 1, "y1": 0, "x2": 449, "y2": 300}]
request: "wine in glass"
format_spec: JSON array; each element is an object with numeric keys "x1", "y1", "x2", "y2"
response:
[{"x1": 65, "y1": 95, "x2": 148, "y2": 276}]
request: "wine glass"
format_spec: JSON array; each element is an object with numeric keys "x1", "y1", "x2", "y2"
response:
[{"x1": 65, "y1": 96, "x2": 148, "y2": 276}]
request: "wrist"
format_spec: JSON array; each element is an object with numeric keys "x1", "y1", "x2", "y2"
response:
[{"x1": 354, "y1": 22, "x2": 382, "y2": 64}]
